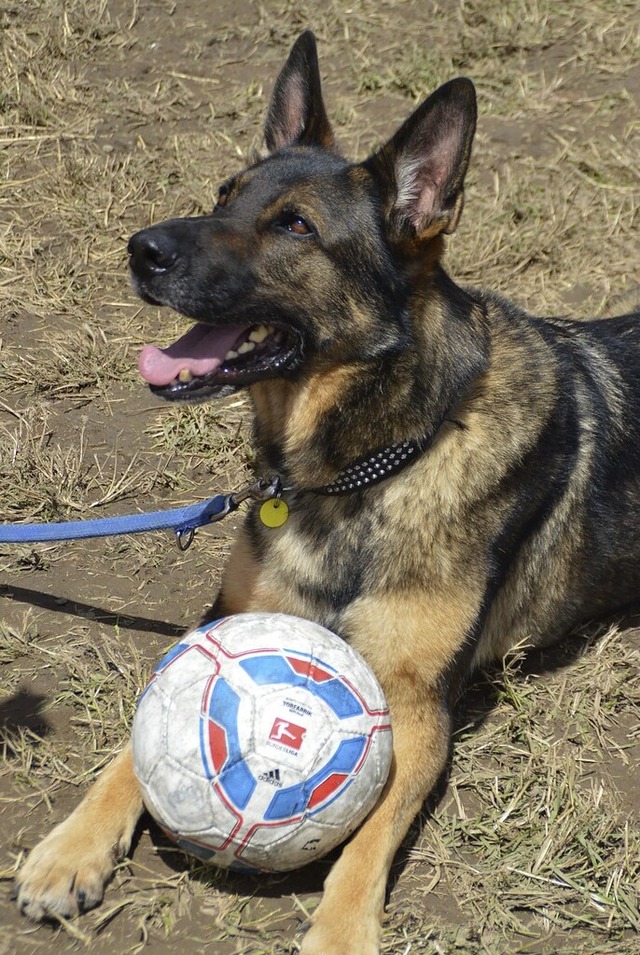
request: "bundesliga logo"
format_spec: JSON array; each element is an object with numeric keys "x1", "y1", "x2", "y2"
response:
[{"x1": 268, "y1": 717, "x2": 306, "y2": 751}]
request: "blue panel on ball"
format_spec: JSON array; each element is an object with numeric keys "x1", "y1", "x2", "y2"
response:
[
  {"x1": 312, "y1": 679, "x2": 363, "y2": 718},
  {"x1": 263, "y1": 735, "x2": 366, "y2": 821},
  {"x1": 240, "y1": 655, "x2": 363, "y2": 718},
  {"x1": 155, "y1": 641, "x2": 190, "y2": 673},
  {"x1": 205, "y1": 678, "x2": 256, "y2": 810},
  {"x1": 240, "y1": 655, "x2": 299, "y2": 686},
  {"x1": 219, "y1": 760, "x2": 257, "y2": 811}
]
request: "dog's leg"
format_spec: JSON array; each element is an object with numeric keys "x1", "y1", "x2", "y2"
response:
[
  {"x1": 300, "y1": 687, "x2": 450, "y2": 955},
  {"x1": 15, "y1": 744, "x2": 143, "y2": 921}
]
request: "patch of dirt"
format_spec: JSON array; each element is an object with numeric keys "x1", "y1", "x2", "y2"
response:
[{"x1": 1, "y1": 1, "x2": 639, "y2": 954}]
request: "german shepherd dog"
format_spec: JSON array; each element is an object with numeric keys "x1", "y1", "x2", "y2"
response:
[{"x1": 15, "y1": 31, "x2": 640, "y2": 955}]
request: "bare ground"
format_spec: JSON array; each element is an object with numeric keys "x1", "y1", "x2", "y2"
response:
[{"x1": 1, "y1": 1, "x2": 640, "y2": 953}]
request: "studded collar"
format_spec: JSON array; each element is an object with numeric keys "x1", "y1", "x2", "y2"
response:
[{"x1": 308, "y1": 433, "x2": 436, "y2": 496}]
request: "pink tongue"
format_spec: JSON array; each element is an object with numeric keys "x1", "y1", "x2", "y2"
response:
[{"x1": 138, "y1": 322, "x2": 247, "y2": 387}]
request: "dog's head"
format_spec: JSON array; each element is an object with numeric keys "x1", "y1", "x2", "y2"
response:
[{"x1": 130, "y1": 31, "x2": 477, "y2": 402}]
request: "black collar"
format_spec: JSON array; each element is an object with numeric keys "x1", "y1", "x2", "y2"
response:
[{"x1": 309, "y1": 433, "x2": 435, "y2": 496}]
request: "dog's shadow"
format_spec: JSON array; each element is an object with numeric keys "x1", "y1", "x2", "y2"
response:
[
  {"x1": 0, "y1": 689, "x2": 52, "y2": 745},
  {"x1": 0, "y1": 583, "x2": 185, "y2": 639},
  {"x1": 0, "y1": 582, "x2": 185, "y2": 749}
]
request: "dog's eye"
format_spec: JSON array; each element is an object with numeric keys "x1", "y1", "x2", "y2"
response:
[
  {"x1": 289, "y1": 216, "x2": 311, "y2": 235},
  {"x1": 279, "y1": 213, "x2": 313, "y2": 236},
  {"x1": 215, "y1": 184, "x2": 230, "y2": 210}
]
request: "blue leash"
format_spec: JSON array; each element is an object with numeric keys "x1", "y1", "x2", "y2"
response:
[{"x1": 0, "y1": 477, "x2": 282, "y2": 550}]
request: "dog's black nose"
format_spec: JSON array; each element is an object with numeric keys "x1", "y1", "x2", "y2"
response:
[{"x1": 128, "y1": 228, "x2": 180, "y2": 279}]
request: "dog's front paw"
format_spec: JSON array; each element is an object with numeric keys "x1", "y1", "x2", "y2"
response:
[
  {"x1": 15, "y1": 815, "x2": 123, "y2": 921},
  {"x1": 15, "y1": 744, "x2": 142, "y2": 922}
]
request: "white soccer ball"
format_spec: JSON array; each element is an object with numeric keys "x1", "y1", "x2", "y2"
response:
[{"x1": 131, "y1": 613, "x2": 393, "y2": 872}]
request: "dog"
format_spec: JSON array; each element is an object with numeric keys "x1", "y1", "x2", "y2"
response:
[{"x1": 15, "y1": 31, "x2": 640, "y2": 955}]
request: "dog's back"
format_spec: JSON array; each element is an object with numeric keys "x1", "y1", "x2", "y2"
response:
[{"x1": 460, "y1": 293, "x2": 640, "y2": 666}]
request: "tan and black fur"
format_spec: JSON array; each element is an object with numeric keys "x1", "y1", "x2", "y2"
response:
[{"x1": 15, "y1": 32, "x2": 640, "y2": 955}]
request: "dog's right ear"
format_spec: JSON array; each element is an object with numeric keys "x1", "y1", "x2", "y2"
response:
[
  {"x1": 364, "y1": 78, "x2": 477, "y2": 240},
  {"x1": 264, "y1": 31, "x2": 335, "y2": 152}
]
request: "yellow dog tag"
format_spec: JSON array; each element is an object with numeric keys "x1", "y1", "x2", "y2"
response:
[{"x1": 259, "y1": 498, "x2": 289, "y2": 528}]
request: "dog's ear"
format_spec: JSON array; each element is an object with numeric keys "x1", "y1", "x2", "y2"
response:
[
  {"x1": 264, "y1": 31, "x2": 334, "y2": 152},
  {"x1": 364, "y1": 78, "x2": 477, "y2": 238}
]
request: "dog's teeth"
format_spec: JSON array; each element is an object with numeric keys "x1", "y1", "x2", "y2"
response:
[
  {"x1": 238, "y1": 341, "x2": 256, "y2": 355},
  {"x1": 178, "y1": 368, "x2": 193, "y2": 383},
  {"x1": 249, "y1": 324, "x2": 271, "y2": 344},
  {"x1": 225, "y1": 349, "x2": 239, "y2": 360}
]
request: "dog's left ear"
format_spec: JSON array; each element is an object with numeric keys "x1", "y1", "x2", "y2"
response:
[
  {"x1": 264, "y1": 31, "x2": 335, "y2": 152},
  {"x1": 364, "y1": 78, "x2": 477, "y2": 239}
]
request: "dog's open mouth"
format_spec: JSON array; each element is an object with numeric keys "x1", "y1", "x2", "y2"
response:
[{"x1": 138, "y1": 321, "x2": 301, "y2": 400}]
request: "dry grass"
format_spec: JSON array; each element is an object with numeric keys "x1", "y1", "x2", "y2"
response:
[{"x1": 1, "y1": 0, "x2": 639, "y2": 953}]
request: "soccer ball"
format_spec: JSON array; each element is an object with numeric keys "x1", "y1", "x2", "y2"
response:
[{"x1": 131, "y1": 613, "x2": 393, "y2": 872}]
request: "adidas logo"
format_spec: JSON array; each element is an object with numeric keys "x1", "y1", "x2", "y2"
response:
[{"x1": 258, "y1": 768, "x2": 283, "y2": 788}]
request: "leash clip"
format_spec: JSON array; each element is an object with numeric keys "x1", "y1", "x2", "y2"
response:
[
  {"x1": 229, "y1": 476, "x2": 284, "y2": 507},
  {"x1": 173, "y1": 477, "x2": 283, "y2": 551}
]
